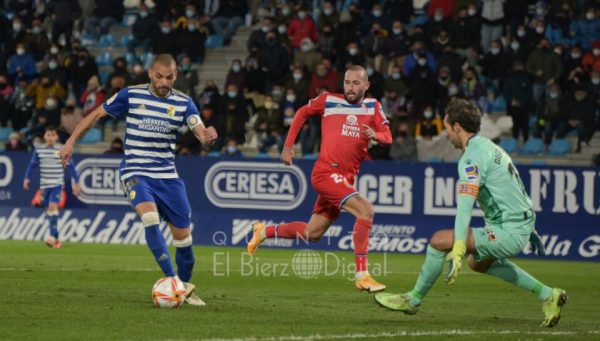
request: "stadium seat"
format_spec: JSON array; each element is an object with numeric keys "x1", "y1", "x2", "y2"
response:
[
  {"x1": 123, "y1": 52, "x2": 137, "y2": 66},
  {"x1": 547, "y1": 139, "x2": 571, "y2": 156},
  {"x1": 95, "y1": 52, "x2": 113, "y2": 66},
  {"x1": 99, "y1": 71, "x2": 110, "y2": 86},
  {"x1": 424, "y1": 157, "x2": 443, "y2": 163},
  {"x1": 0, "y1": 127, "x2": 13, "y2": 141},
  {"x1": 521, "y1": 138, "x2": 544, "y2": 155},
  {"x1": 79, "y1": 33, "x2": 97, "y2": 47},
  {"x1": 98, "y1": 34, "x2": 117, "y2": 48},
  {"x1": 529, "y1": 160, "x2": 548, "y2": 166},
  {"x1": 79, "y1": 128, "x2": 103, "y2": 144},
  {"x1": 121, "y1": 14, "x2": 137, "y2": 27},
  {"x1": 207, "y1": 151, "x2": 221, "y2": 157},
  {"x1": 491, "y1": 96, "x2": 507, "y2": 114},
  {"x1": 140, "y1": 52, "x2": 154, "y2": 68},
  {"x1": 254, "y1": 152, "x2": 271, "y2": 158},
  {"x1": 204, "y1": 34, "x2": 224, "y2": 48},
  {"x1": 499, "y1": 137, "x2": 518, "y2": 154},
  {"x1": 301, "y1": 153, "x2": 318, "y2": 160},
  {"x1": 119, "y1": 34, "x2": 134, "y2": 47}
]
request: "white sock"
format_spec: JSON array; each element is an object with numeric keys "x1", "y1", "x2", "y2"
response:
[{"x1": 356, "y1": 271, "x2": 369, "y2": 280}]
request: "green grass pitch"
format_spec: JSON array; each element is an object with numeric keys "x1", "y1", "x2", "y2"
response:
[{"x1": 0, "y1": 240, "x2": 598, "y2": 340}]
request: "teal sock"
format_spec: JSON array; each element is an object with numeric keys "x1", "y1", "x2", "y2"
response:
[
  {"x1": 486, "y1": 259, "x2": 552, "y2": 301},
  {"x1": 408, "y1": 245, "x2": 446, "y2": 306}
]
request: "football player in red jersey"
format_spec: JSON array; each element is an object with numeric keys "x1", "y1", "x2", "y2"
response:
[{"x1": 248, "y1": 65, "x2": 392, "y2": 292}]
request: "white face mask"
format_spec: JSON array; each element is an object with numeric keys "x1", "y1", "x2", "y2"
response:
[
  {"x1": 511, "y1": 42, "x2": 519, "y2": 50},
  {"x1": 592, "y1": 78, "x2": 600, "y2": 85},
  {"x1": 348, "y1": 48, "x2": 358, "y2": 56},
  {"x1": 232, "y1": 64, "x2": 241, "y2": 72},
  {"x1": 372, "y1": 10, "x2": 382, "y2": 17},
  {"x1": 468, "y1": 8, "x2": 476, "y2": 16},
  {"x1": 50, "y1": 47, "x2": 59, "y2": 54},
  {"x1": 517, "y1": 30, "x2": 526, "y2": 37},
  {"x1": 282, "y1": 7, "x2": 290, "y2": 16},
  {"x1": 186, "y1": 10, "x2": 195, "y2": 18},
  {"x1": 490, "y1": 47, "x2": 500, "y2": 55},
  {"x1": 278, "y1": 25, "x2": 286, "y2": 34},
  {"x1": 593, "y1": 49, "x2": 600, "y2": 56},
  {"x1": 554, "y1": 48, "x2": 562, "y2": 55},
  {"x1": 434, "y1": 14, "x2": 443, "y2": 22},
  {"x1": 536, "y1": 8, "x2": 545, "y2": 16},
  {"x1": 12, "y1": 23, "x2": 21, "y2": 31},
  {"x1": 16, "y1": 48, "x2": 25, "y2": 55},
  {"x1": 391, "y1": 73, "x2": 401, "y2": 80},
  {"x1": 571, "y1": 52, "x2": 581, "y2": 59},
  {"x1": 161, "y1": 27, "x2": 171, "y2": 34},
  {"x1": 286, "y1": 94, "x2": 296, "y2": 102},
  {"x1": 227, "y1": 91, "x2": 237, "y2": 98},
  {"x1": 586, "y1": 12, "x2": 594, "y2": 20},
  {"x1": 366, "y1": 67, "x2": 374, "y2": 76},
  {"x1": 48, "y1": 61, "x2": 57, "y2": 70},
  {"x1": 535, "y1": 26, "x2": 544, "y2": 34},
  {"x1": 323, "y1": 8, "x2": 333, "y2": 16},
  {"x1": 298, "y1": 11, "x2": 306, "y2": 19},
  {"x1": 549, "y1": 92, "x2": 558, "y2": 99},
  {"x1": 261, "y1": 26, "x2": 270, "y2": 33},
  {"x1": 300, "y1": 44, "x2": 311, "y2": 52},
  {"x1": 188, "y1": 24, "x2": 196, "y2": 31},
  {"x1": 417, "y1": 58, "x2": 427, "y2": 66},
  {"x1": 392, "y1": 28, "x2": 402, "y2": 35},
  {"x1": 293, "y1": 73, "x2": 302, "y2": 81},
  {"x1": 448, "y1": 86, "x2": 458, "y2": 95},
  {"x1": 423, "y1": 110, "x2": 433, "y2": 119}
]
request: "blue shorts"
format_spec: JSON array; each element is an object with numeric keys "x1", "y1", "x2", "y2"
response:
[
  {"x1": 41, "y1": 186, "x2": 62, "y2": 208},
  {"x1": 121, "y1": 176, "x2": 192, "y2": 228}
]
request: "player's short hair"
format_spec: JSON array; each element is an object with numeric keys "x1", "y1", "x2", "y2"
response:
[
  {"x1": 444, "y1": 98, "x2": 481, "y2": 133},
  {"x1": 44, "y1": 125, "x2": 57, "y2": 133},
  {"x1": 150, "y1": 54, "x2": 176, "y2": 69},
  {"x1": 346, "y1": 65, "x2": 368, "y2": 81}
]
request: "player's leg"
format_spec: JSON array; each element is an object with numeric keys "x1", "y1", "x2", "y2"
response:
[
  {"x1": 157, "y1": 178, "x2": 205, "y2": 306},
  {"x1": 375, "y1": 228, "x2": 478, "y2": 312},
  {"x1": 467, "y1": 226, "x2": 567, "y2": 327},
  {"x1": 43, "y1": 186, "x2": 62, "y2": 247},
  {"x1": 247, "y1": 211, "x2": 332, "y2": 254},
  {"x1": 135, "y1": 201, "x2": 175, "y2": 278}
]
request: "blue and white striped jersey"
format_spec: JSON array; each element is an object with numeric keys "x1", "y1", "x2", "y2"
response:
[
  {"x1": 25, "y1": 143, "x2": 79, "y2": 189},
  {"x1": 103, "y1": 84, "x2": 203, "y2": 181}
]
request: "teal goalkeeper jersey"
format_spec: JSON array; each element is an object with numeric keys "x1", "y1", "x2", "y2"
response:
[{"x1": 455, "y1": 135, "x2": 534, "y2": 237}]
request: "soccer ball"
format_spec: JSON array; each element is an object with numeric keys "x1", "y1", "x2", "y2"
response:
[{"x1": 152, "y1": 277, "x2": 186, "y2": 308}]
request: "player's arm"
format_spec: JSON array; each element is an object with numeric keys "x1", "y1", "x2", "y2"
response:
[
  {"x1": 362, "y1": 101, "x2": 392, "y2": 144},
  {"x1": 446, "y1": 162, "x2": 480, "y2": 285},
  {"x1": 60, "y1": 105, "x2": 108, "y2": 166},
  {"x1": 61, "y1": 88, "x2": 128, "y2": 167},
  {"x1": 23, "y1": 151, "x2": 39, "y2": 190},
  {"x1": 186, "y1": 100, "x2": 217, "y2": 147},
  {"x1": 282, "y1": 93, "x2": 326, "y2": 165}
]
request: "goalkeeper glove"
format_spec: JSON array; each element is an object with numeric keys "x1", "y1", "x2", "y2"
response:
[
  {"x1": 445, "y1": 240, "x2": 466, "y2": 285},
  {"x1": 529, "y1": 230, "x2": 546, "y2": 256}
]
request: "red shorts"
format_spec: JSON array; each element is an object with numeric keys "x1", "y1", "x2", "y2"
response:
[{"x1": 311, "y1": 168, "x2": 358, "y2": 221}]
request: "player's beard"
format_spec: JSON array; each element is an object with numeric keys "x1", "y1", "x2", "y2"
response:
[
  {"x1": 344, "y1": 89, "x2": 364, "y2": 104},
  {"x1": 151, "y1": 82, "x2": 170, "y2": 97}
]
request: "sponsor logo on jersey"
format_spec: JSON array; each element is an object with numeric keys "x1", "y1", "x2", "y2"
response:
[
  {"x1": 464, "y1": 165, "x2": 479, "y2": 183},
  {"x1": 341, "y1": 115, "x2": 361, "y2": 138},
  {"x1": 205, "y1": 162, "x2": 307, "y2": 210}
]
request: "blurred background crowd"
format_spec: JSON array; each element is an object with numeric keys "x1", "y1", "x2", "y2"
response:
[{"x1": 0, "y1": 0, "x2": 599, "y2": 164}]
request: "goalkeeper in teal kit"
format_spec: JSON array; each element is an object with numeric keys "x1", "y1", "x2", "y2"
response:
[{"x1": 375, "y1": 98, "x2": 567, "y2": 327}]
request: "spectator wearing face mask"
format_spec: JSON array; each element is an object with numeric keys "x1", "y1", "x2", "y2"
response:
[
  {"x1": 22, "y1": 18, "x2": 51, "y2": 62},
  {"x1": 244, "y1": 46, "x2": 266, "y2": 94},
  {"x1": 458, "y1": 67, "x2": 486, "y2": 103},
  {"x1": 582, "y1": 40, "x2": 600, "y2": 74},
  {"x1": 287, "y1": 6, "x2": 318, "y2": 49},
  {"x1": 295, "y1": 38, "x2": 320, "y2": 73},
  {"x1": 174, "y1": 4, "x2": 200, "y2": 31},
  {"x1": 26, "y1": 76, "x2": 67, "y2": 112},
  {"x1": 558, "y1": 85, "x2": 596, "y2": 152},
  {"x1": 526, "y1": 39, "x2": 563, "y2": 108},
  {"x1": 408, "y1": 54, "x2": 439, "y2": 114},
  {"x1": 5, "y1": 18, "x2": 28, "y2": 57},
  {"x1": 386, "y1": 20, "x2": 410, "y2": 64},
  {"x1": 220, "y1": 84, "x2": 249, "y2": 144},
  {"x1": 535, "y1": 83, "x2": 567, "y2": 145},
  {"x1": 365, "y1": 64, "x2": 385, "y2": 100},
  {"x1": 481, "y1": 39, "x2": 508, "y2": 90},
  {"x1": 360, "y1": 3, "x2": 392, "y2": 36},
  {"x1": 172, "y1": 56, "x2": 199, "y2": 98},
  {"x1": 415, "y1": 106, "x2": 443, "y2": 138},
  {"x1": 79, "y1": 75, "x2": 105, "y2": 116},
  {"x1": 47, "y1": 0, "x2": 81, "y2": 50},
  {"x1": 67, "y1": 48, "x2": 98, "y2": 98},
  {"x1": 255, "y1": 95, "x2": 283, "y2": 153},
  {"x1": 259, "y1": 31, "x2": 291, "y2": 92},
  {"x1": 569, "y1": 8, "x2": 600, "y2": 52},
  {"x1": 41, "y1": 57, "x2": 68, "y2": 89},
  {"x1": 318, "y1": 1, "x2": 339, "y2": 31},
  {"x1": 107, "y1": 57, "x2": 132, "y2": 87},
  {"x1": 390, "y1": 121, "x2": 417, "y2": 161},
  {"x1": 177, "y1": 20, "x2": 207, "y2": 63},
  {"x1": 337, "y1": 41, "x2": 366, "y2": 70},
  {"x1": 8, "y1": 44, "x2": 37, "y2": 82},
  {"x1": 9, "y1": 79, "x2": 34, "y2": 131},
  {"x1": 502, "y1": 62, "x2": 534, "y2": 142},
  {"x1": 130, "y1": 62, "x2": 150, "y2": 85},
  {"x1": 384, "y1": 64, "x2": 409, "y2": 98},
  {"x1": 247, "y1": 17, "x2": 272, "y2": 51},
  {"x1": 225, "y1": 59, "x2": 246, "y2": 91},
  {"x1": 480, "y1": 0, "x2": 505, "y2": 52},
  {"x1": 209, "y1": 0, "x2": 247, "y2": 45},
  {"x1": 128, "y1": 3, "x2": 158, "y2": 55},
  {"x1": 506, "y1": 37, "x2": 529, "y2": 68},
  {"x1": 153, "y1": 20, "x2": 177, "y2": 57},
  {"x1": 318, "y1": 24, "x2": 338, "y2": 61},
  {"x1": 403, "y1": 41, "x2": 437, "y2": 76},
  {"x1": 222, "y1": 138, "x2": 243, "y2": 157},
  {"x1": 284, "y1": 65, "x2": 310, "y2": 105}
]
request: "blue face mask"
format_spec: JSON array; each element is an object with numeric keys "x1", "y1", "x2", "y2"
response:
[
  {"x1": 188, "y1": 24, "x2": 196, "y2": 32},
  {"x1": 32, "y1": 27, "x2": 41, "y2": 34},
  {"x1": 227, "y1": 146, "x2": 237, "y2": 153},
  {"x1": 186, "y1": 10, "x2": 195, "y2": 18}
]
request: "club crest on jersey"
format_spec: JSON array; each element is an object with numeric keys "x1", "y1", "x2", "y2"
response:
[
  {"x1": 464, "y1": 165, "x2": 479, "y2": 183},
  {"x1": 128, "y1": 190, "x2": 136, "y2": 201},
  {"x1": 341, "y1": 115, "x2": 360, "y2": 138},
  {"x1": 167, "y1": 106, "x2": 175, "y2": 117}
]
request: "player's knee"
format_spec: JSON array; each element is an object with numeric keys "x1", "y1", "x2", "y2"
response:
[
  {"x1": 141, "y1": 212, "x2": 160, "y2": 227},
  {"x1": 173, "y1": 234, "x2": 192, "y2": 248},
  {"x1": 357, "y1": 201, "x2": 374, "y2": 220},
  {"x1": 429, "y1": 230, "x2": 452, "y2": 251}
]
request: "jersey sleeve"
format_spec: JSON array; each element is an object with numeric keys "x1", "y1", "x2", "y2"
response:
[
  {"x1": 184, "y1": 98, "x2": 203, "y2": 129},
  {"x1": 374, "y1": 101, "x2": 390, "y2": 127},
  {"x1": 454, "y1": 155, "x2": 482, "y2": 241},
  {"x1": 305, "y1": 92, "x2": 328, "y2": 115},
  {"x1": 68, "y1": 156, "x2": 80, "y2": 182},
  {"x1": 24, "y1": 150, "x2": 39, "y2": 180},
  {"x1": 103, "y1": 87, "x2": 129, "y2": 118}
]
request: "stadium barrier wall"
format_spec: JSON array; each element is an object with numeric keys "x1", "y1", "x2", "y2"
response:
[{"x1": 0, "y1": 152, "x2": 598, "y2": 261}]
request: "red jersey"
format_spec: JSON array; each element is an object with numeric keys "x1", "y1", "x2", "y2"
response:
[{"x1": 284, "y1": 92, "x2": 392, "y2": 177}]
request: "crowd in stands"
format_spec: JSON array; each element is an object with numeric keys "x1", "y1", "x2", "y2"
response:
[{"x1": 1, "y1": 0, "x2": 599, "y2": 162}]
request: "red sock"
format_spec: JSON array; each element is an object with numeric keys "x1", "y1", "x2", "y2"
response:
[
  {"x1": 353, "y1": 218, "x2": 372, "y2": 272},
  {"x1": 265, "y1": 222, "x2": 307, "y2": 240}
]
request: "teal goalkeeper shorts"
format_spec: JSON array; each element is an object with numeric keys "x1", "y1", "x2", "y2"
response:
[{"x1": 472, "y1": 221, "x2": 534, "y2": 260}]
